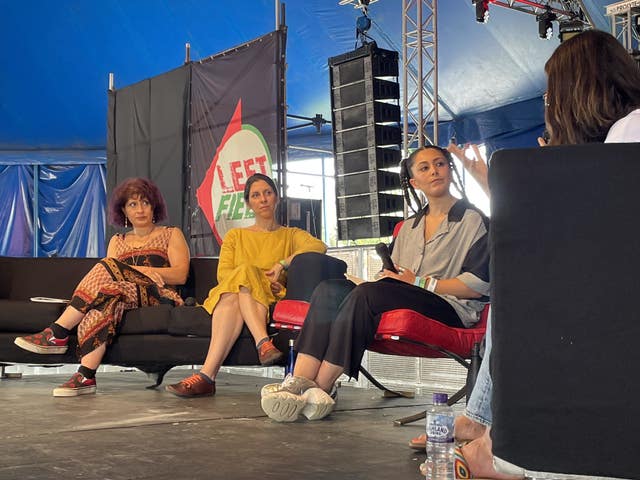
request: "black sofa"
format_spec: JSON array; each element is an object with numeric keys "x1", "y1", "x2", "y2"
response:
[{"x1": 0, "y1": 256, "x2": 301, "y2": 387}]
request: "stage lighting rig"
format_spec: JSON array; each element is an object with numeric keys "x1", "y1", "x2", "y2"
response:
[
  {"x1": 339, "y1": 0, "x2": 376, "y2": 47},
  {"x1": 356, "y1": 12, "x2": 372, "y2": 42},
  {"x1": 338, "y1": 0, "x2": 378, "y2": 10},
  {"x1": 537, "y1": 7, "x2": 557, "y2": 39},
  {"x1": 558, "y1": 19, "x2": 585, "y2": 42},
  {"x1": 473, "y1": 0, "x2": 490, "y2": 23}
]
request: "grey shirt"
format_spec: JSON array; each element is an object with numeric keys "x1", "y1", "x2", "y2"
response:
[{"x1": 391, "y1": 199, "x2": 490, "y2": 327}]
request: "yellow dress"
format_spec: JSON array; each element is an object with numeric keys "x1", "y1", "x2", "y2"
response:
[{"x1": 202, "y1": 227, "x2": 327, "y2": 314}]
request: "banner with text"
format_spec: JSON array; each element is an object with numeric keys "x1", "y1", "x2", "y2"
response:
[{"x1": 190, "y1": 31, "x2": 281, "y2": 255}]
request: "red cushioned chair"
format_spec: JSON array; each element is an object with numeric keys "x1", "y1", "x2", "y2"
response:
[
  {"x1": 272, "y1": 298, "x2": 487, "y2": 424},
  {"x1": 271, "y1": 225, "x2": 488, "y2": 425}
]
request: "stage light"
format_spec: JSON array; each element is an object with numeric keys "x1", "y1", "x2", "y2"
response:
[
  {"x1": 356, "y1": 13, "x2": 371, "y2": 37},
  {"x1": 558, "y1": 20, "x2": 585, "y2": 43},
  {"x1": 536, "y1": 7, "x2": 557, "y2": 40},
  {"x1": 473, "y1": 0, "x2": 489, "y2": 24}
]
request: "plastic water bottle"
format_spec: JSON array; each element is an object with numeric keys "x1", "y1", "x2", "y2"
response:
[
  {"x1": 424, "y1": 392, "x2": 455, "y2": 480},
  {"x1": 284, "y1": 339, "x2": 297, "y2": 376}
]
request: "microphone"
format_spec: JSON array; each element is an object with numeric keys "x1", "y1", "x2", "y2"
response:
[{"x1": 375, "y1": 242, "x2": 398, "y2": 274}]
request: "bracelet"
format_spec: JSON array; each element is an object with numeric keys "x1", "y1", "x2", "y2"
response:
[
  {"x1": 426, "y1": 277, "x2": 438, "y2": 292},
  {"x1": 279, "y1": 259, "x2": 289, "y2": 270},
  {"x1": 413, "y1": 276, "x2": 427, "y2": 289}
]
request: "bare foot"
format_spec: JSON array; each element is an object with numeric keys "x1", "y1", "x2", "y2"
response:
[
  {"x1": 409, "y1": 415, "x2": 486, "y2": 450},
  {"x1": 454, "y1": 415, "x2": 486, "y2": 441},
  {"x1": 460, "y1": 430, "x2": 523, "y2": 480}
]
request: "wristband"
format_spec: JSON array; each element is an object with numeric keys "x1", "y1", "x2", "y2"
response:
[
  {"x1": 413, "y1": 276, "x2": 428, "y2": 289},
  {"x1": 426, "y1": 277, "x2": 438, "y2": 292},
  {"x1": 279, "y1": 259, "x2": 289, "y2": 270}
]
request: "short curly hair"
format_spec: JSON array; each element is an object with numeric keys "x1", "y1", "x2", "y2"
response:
[{"x1": 108, "y1": 177, "x2": 168, "y2": 227}]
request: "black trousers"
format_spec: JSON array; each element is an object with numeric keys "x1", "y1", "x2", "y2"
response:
[{"x1": 295, "y1": 278, "x2": 463, "y2": 379}]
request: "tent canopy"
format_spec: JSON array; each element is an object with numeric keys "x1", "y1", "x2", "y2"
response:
[
  {"x1": 0, "y1": 0, "x2": 617, "y2": 257},
  {"x1": 0, "y1": 0, "x2": 612, "y2": 154}
]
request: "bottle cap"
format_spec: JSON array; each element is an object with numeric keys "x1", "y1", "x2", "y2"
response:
[
  {"x1": 432, "y1": 392, "x2": 448, "y2": 404},
  {"x1": 288, "y1": 339, "x2": 295, "y2": 347}
]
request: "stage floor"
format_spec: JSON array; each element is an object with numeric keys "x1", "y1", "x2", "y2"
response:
[{"x1": 1, "y1": 369, "x2": 435, "y2": 480}]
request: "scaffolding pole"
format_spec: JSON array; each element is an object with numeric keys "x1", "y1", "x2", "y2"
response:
[
  {"x1": 402, "y1": 0, "x2": 437, "y2": 153},
  {"x1": 606, "y1": 0, "x2": 640, "y2": 60}
]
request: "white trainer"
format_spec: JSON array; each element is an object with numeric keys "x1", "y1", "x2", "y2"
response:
[
  {"x1": 301, "y1": 387, "x2": 335, "y2": 420},
  {"x1": 260, "y1": 374, "x2": 317, "y2": 397},
  {"x1": 261, "y1": 391, "x2": 306, "y2": 422}
]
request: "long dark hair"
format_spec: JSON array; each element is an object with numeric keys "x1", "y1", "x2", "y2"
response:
[
  {"x1": 399, "y1": 145, "x2": 466, "y2": 215},
  {"x1": 545, "y1": 29, "x2": 640, "y2": 145}
]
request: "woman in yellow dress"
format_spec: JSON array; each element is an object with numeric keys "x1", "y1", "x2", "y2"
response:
[{"x1": 167, "y1": 173, "x2": 326, "y2": 397}]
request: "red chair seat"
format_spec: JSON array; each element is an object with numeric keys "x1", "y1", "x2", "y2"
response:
[
  {"x1": 272, "y1": 299, "x2": 488, "y2": 360},
  {"x1": 271, "y1": 299, "x2": 309, "y2": 330},
  {"x1": 369, "y1": 307, "x2": 487, "y2": 358}
]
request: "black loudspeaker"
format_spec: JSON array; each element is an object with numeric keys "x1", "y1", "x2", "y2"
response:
[
  {"x1": 286, "y1": 198, "x2": 322, "y2": 240},
  {"x1": 329, "y1": 43, "x2": 403, "y2": 240}
]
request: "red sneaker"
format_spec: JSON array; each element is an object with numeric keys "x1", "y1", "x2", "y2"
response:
[
  {"x1": 53, "y1": 372, "x2": 97, "y2": 397},
  {"x1": 14, "y1": 328, "x2": 68, "y2": 354}
]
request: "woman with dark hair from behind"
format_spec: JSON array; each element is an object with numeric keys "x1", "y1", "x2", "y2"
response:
[
  {"x1": 543, "y1": 29, "x2": 640, "y2": 146},
  {"x1": 260, "y1": 146, "x2": 490, "y2": 441},
  {"x1": 14, "y1": 178, "x2": 190, "y2": 396},
  {"x1": 439, "y1": 29, "x2": 640, "y2": 479},
  {"x1": 166, "y1": 173, "x2": 327, "y2": 397}
]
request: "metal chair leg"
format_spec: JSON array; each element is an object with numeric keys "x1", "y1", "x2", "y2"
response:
[{"x1": 0, "y1": 363, "x2": 22, "y2": 379}]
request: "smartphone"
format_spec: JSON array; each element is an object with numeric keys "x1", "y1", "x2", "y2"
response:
[{"x1": 375, "y1": 242, "x2": 398, "y2": 274}]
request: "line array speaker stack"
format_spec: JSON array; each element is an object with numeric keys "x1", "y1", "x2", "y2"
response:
[{"x1": 329, "y1": 43, "x2": 403, "y2": 241}]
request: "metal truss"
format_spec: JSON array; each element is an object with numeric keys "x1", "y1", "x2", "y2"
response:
[
  {"x1": 402, "y1": 0, "x2": 438, "y2": 152},
  {"x1": 338, "y1": 0, "x2": 380, "y2": 9},
  {"x1": 339, "y1": 0, "x2": 440, "y2": 151},
  {"x1": 606, "y1": 0, "x2": 640, "y2": 56},
  {"x1": 487, "y1": 0, "x2": 594, "y2": 26}
]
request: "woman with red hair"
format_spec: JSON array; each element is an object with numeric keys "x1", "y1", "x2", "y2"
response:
[{"x1": 14, "y1": 177, "x2": 190, "y2": 396}]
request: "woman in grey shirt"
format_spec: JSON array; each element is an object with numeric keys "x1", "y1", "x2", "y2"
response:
[{"x1": 261, "y1": 145, "x2": 490, "y2": 423}]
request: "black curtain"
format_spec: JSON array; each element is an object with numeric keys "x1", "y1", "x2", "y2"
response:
[{"x1": 106, "y1": 65, "x2": 190, "y2": 238}]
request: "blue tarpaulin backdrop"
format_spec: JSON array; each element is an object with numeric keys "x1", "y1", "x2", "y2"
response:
[{"x1": 0, "y1": 153, "x2": 106, "y2": 257}]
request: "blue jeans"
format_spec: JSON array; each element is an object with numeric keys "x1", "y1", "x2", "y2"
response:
[{"x1": 464, "y1": 308, "x2": 493, "y2": 426}]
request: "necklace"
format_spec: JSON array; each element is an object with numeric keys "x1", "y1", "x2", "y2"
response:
[
  {"x1": 127, "y1": 226, "x2": 156, "y2": 266},
  {"x1": 133, "y1": 226, "x2": 156, "y2": 238}
]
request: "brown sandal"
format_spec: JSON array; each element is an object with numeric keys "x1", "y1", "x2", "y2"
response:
[
  {"x1": 409, "y1": 433, "x2": 427, "y2": 450},
  {"x1": 409, "y1": 433, "x2": 472, "y2": 451}
]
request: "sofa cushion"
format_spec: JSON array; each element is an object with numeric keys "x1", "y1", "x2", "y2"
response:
[
  {"x1": 0, "y1": 300, "x2": 173, "y2": 335},
  {"x1": 0, "y1": 257, "x2": 97, "y2": 300},
  {"x1": 0, "y1": 300, "x2": 67, "y2": 332},
  {"x1": 180, "y1": 257, "x2": 218, "y2": 304},
  {"x1": 169, "y1": 306, "x2": 213, "y2": 337},
  {"x1": 118, "y1": 305, "x2": 173, "y2": 334}
]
